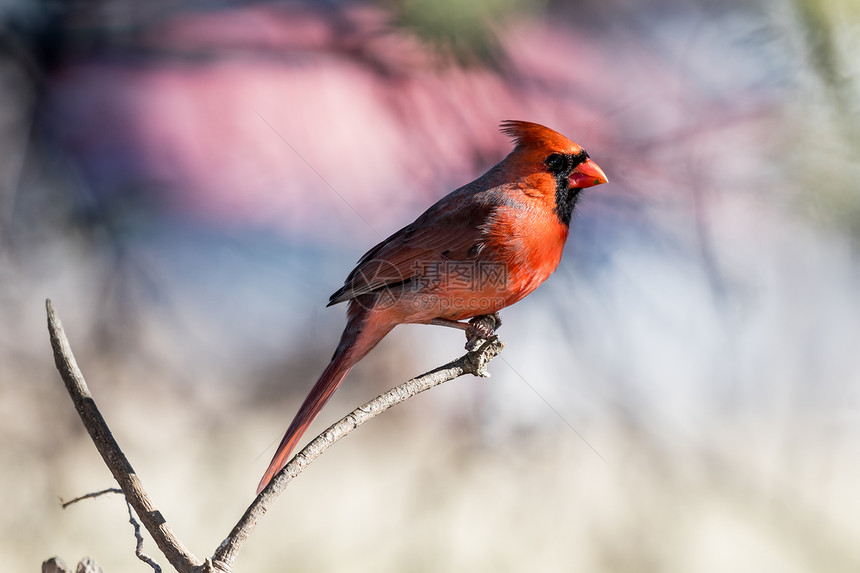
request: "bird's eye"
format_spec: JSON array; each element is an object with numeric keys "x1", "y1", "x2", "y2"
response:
[{"x1": 545, "y1": 153, "x2": 567, "y2": 174}]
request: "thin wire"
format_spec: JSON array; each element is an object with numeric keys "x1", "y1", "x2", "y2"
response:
[
  {"x1": 254, "y1": 110, "x2": 382, "y2": 238},
  {"x1": 499, "y1": 356, "x2": 609, "y2": 465}
]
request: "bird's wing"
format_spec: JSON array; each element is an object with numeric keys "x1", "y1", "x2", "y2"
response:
[{"x1": 328, "y1": 202, "x2": 495, "y2": 305}]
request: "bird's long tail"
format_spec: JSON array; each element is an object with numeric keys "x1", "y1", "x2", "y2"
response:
[{"x1": 256, "y1": 304, "x2": 392, "y2": 494}]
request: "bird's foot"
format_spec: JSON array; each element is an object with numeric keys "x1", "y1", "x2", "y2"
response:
[{"x1": 465, "y1": 312, "x2": 502, "y2": 351}]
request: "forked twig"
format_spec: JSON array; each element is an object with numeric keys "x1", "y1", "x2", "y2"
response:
[{"x1": 46, "y1": 299, "x2": 504, "y2": 572}]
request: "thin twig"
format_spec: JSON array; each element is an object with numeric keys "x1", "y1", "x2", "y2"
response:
[
  {"x1": 124, "y1": 498, "x2": 163, "y2": 573},
  {"x1": 211, "y1": 335, "x2": 504, "y2": 570},
  {"x1": 60, "y1": 488, "x2": 123, "y2": 509},
  {"x1": 60, "y1": 487, "x2": 163, "y2": 572}
]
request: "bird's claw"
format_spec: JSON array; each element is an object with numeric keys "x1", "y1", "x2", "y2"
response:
[{"x1": 465, "y1": 312, "x2": 502, "y2": 351}]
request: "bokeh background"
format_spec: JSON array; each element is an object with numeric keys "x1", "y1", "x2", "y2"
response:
[{"x1": 3, "y1": 0, "x2": 860, "y2": 570}]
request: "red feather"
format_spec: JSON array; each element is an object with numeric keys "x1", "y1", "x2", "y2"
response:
[{"x1": 257, "y1": 121, "x2": 607, "y2": 493}]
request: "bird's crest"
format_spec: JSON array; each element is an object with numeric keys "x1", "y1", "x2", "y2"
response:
[{"x1": 499, "y1": 120, "x2": 581, "y2": 153}]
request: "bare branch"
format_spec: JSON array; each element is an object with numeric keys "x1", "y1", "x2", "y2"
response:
[
  {"x1": 46, "y1": 299, "x2": 202, "y2": 573},
  {"x1": 46, "y1": 298, "x2": 504, "y2": 572},
  {"x1": 211, "y1": 335, "x2": 504, "y2": 570}
]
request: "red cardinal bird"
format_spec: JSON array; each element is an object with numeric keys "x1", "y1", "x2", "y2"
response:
[{"x1": 257, "y1": 120, "x2": 607, "y2": 493}]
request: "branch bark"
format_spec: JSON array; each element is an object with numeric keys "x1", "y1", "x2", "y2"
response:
[
  {"x1": 46, "y1": 299, "x2": 504, "y2": 572},
  {"x1": 46, "y1": 300, "x2": 203, "y2": 572}
]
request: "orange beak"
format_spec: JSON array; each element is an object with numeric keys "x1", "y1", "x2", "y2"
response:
[{"x1": 569, "y1": 158, "x2": 608, "y2": 189}]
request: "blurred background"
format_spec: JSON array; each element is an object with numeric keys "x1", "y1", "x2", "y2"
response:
[{"x1": 3, "y1": 0, "x2": 860, "y2": 570}]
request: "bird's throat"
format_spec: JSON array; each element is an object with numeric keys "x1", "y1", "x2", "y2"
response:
[{"x1": 553, "y1": 180, "x2": 580, "y2": 226}]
